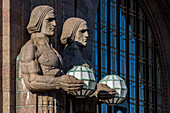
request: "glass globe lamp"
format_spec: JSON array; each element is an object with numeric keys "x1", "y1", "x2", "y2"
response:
[
  {"x1": 66, "y1": 66, "x2": 97, "y2": 98},
  {"x1": 99, "y1": 75, "x2": 127, "y2": 105}
]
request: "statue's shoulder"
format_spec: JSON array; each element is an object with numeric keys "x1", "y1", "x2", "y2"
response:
[{"x1": 19, "y1": 40, "x2": 37, "y2": 62}]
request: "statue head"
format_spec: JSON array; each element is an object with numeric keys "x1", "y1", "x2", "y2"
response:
[
  {"x1": 60, "y1": 17, "x2": 89, "y2": 47},
  {"x1": 27, "y1": 5, "x2": 56, "y2": 36}
]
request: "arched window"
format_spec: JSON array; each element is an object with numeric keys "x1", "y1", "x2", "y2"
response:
[{"x1": 92, "y1": 0, "x2": 164, "y2": 112}]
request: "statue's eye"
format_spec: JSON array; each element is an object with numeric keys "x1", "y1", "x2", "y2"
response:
[
  {"x1": 48, "y1": 18, "x2": 55, "y2": 22},
  {"x1": 81, "y1": 29, "x2": 88, "y2": 33}
]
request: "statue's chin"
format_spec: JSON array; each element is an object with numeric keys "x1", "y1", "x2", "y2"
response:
[
  {"x1": 75, "y1": 42, "x2": 87, "y2": 47},
  {"x1": 40, "y1": 31, "x2": 54, "y2": 37}
]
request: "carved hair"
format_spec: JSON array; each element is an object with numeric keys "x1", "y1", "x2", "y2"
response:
[
  {"x1": 27, "y1": 5, "x2": 53, "y2": 34},
  {"x1": 60, "y1": 17, "x2": 86, "y2": 45}
]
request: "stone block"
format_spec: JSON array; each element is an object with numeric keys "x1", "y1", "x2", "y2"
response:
[
  {"x1": 38, "y1": 106, "x2": 48, "y2": 113},
  {"x1": 2, "y1": 36, "x2": 10, "y2": 50},
  {"x1": 23, "y1": 0, "x2": 31, "y2": 13},
  {"x1": 48, "y1": 96, "x2": 53, "y2": 105},
  {"x1": 2, "y1": 77, "x2": 15, "y2": 92},
  {"x1": 10, "y1": 50, "x2": 21, "y2": 64},
  {"x1": 38, "y1": 95, "x2": 43, "y2": 105},
  {"x1": 0, "y1": 17, "x2": 2, "y2": 36},
  {"x1": 0, "y1": 51, "x2": 2, "y2": 64},
  {"x1": 2, "y1": 65, "x2": 10, "y2": 78},
  {"x1": 10, "y1": 24, "x2": 22, "y2": 42},
  {"x1": 0, "y1": 38, "x2": 2, "y2": 52},
  {"x1": 4, "y1": 64, "x2": 16, "y2": 78},
  {"x1": 16, "y1": 78, "x2": 29, "y2": 92},
  {"x1": 63, "y1": 4, "x2": 75, "y2": 20},
  {"x1": 11, "y1": 10, "x2": 22, "y2": 26},
  {"x1": 32, "y1": 0, "x2": 55, "y2": 8},
  {"x1": 2, "y1": 0, "x2": 10, "y2": 23},
  {"x1": 62, "y1": 0, "x2": 74, "y2": 5},
  {"x1": 0, "y1": 0, "x2": 2, "y2": 9},
  {"x1": 10, "y1": 0, "x2": 22, "y2": 12},
  {"x1": 2, "y1": 22, "x2": 10, "y2": 36},
  {"x1": 16, "y1": 71, "x2": 24, "y2": 79},
  {"x1": 3, "y1": 106, "x2": 15, "y2": 113},
  {"x1": 3, "y1": 106, "x2": 10, "y2": 113},
  {"x1": 3, "y1": 92, "x2": 12, "y2": 106},
  {"x1": 0, "y1": 92, "x2": 2, "y2": 105},
  {"x1": 16, "y1": 106, "x2": 37, "y2": 113},
  {"x1": 77, "y1": 0, "x2": 88, "y2": 17},
  {"x1": 16, "y1": 92, "x2": 36, "y2": 106},
  {"x1": 2, "y1": 51, "x2": 10, "y2": 65}
]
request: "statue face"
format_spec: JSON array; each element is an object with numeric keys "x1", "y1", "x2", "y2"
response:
[
  {"x1": 41, "y1": 10, "x2": 56, "y2": 36},
  {"x1": 75, "y1": 21, "x2": 89, "y2": 47}
]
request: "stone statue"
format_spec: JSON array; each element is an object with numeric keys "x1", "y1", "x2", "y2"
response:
[
  {"x1": 60, "y1": 17, "x2": 116, "y2": 99},
  {"x1": 19, "y1": 6, "x2": 84, "y2": 92},
  {"x1": 60, "y1": 17, "x2": 93, "y2": 72}
]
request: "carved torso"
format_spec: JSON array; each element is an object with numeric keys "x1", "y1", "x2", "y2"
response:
[
  {"x1": 38, "y1": 47, "x2": 59, "y2": 67},
  {"x1": 61, "y1": 42, "x2": 93, "y2": 72},
  {"x1": 20, "y1": 35, "x2": 63, "y2": 77}
]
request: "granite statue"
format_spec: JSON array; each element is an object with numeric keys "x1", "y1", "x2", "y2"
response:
[
  {"x1": 19, "y1": 6, "x2": 84, "y2": 92},
  {"x1": 60, "y1": 17, "x2": 116, "y2": 99},
  {"x1": 60, "y1": 17, "x2": 93, "y2": 72}
]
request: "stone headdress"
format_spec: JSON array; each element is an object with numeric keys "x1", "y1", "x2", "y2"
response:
[
  {"x1": 60, "y1": 17, "x2": 86, "y2": 45},
  {"x1": 27, "y1": 5, "x2": 53, "y2": 34}
]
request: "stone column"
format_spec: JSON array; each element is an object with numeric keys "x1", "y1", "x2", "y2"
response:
[
  {"x1": 2, "y1": 0, "x2": 15, "y2": 112},
  {"x1": 2, "y1": 0, "x2": 24, "y2": 112},
  {"x1": 0, "y1": 0, "x2": 2, "y2": 112}
]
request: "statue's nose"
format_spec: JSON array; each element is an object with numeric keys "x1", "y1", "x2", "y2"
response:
[
  {"x1": 52, "y1": 20, "x2": 56, "y2": 27},
  {"x1": 84, "y1": 31, "x2": 89, "y2": 37}
]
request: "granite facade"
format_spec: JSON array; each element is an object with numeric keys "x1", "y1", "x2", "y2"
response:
[{"x1": 0, "y1": 0, "x2": 170, "y2": 113}]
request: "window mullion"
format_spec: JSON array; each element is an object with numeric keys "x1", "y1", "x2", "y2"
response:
[
  {"x1": 126, "y1": 0, "x2": 130, "y2": 113},
  {"x1": 116, "y1": 0, "x2": 120, "y2": 76},
  {"x1": 107, "y1": 0, "x2": 111, "y2": 75},
  {"x1": 97, "y1": 1, "x2": 101, "y2": 113},
  {"x1": 135, "y1": 1, "x2": 139, "y2": 113},
  {"x1": 107, "y1": 0, "x2": 111, "y2": 112},
  {"x1": 145, "y1": 16, "x2": 149, "y2": 113},
  {"x1": 154, "y1": 38, "x2": 158, "y2": 113}
]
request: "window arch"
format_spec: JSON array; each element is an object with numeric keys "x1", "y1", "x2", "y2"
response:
[{"x1": 92, "y1": 0, "x2": 164, "y2": 112}]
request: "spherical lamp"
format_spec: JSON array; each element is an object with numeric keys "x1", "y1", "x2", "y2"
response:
[
  {"x1": 66, "y1": 66, "x2": 97, "y2": 98},
  {"x1": 99, "y1": 75, "x2": 127, "y2": 105}
]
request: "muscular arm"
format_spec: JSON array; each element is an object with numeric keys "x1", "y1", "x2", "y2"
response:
[
  {"x1": 23, "y1": 73, "x2": 61, "y2": 92},
  {"x1": 23, "y1": 73, "x2": 83, "y2": 92}
]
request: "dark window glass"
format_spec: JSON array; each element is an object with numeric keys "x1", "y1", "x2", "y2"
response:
[{"x1": 92, "y1": 0, "x2": 164, "y2": 112}]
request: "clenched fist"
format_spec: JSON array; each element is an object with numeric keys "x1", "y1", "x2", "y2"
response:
[{"x1": 59, "y1": 75, "x2": 84, "y2": 92}]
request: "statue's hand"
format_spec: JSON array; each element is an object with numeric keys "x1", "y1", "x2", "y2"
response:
[
  {"x1": 59, "y1": 75, "x2": 84, "y2": 92},
  {"x1": 82, "y1": 63, "x2": 90, "y2": 68},
  {"x1": 90, "y1": 83, "x2": 116, "y2": 100},
  {"x1": 82, "y1": 63, "x2": 94, "y2": 71}
]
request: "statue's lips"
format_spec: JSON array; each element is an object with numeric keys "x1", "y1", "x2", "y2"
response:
[
  {"x1": 83, "y1": 39, "x2": 87, "y2": 42},
  {"x1": 50, "y1": 28, "x2": 55, "y2": 31}
]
